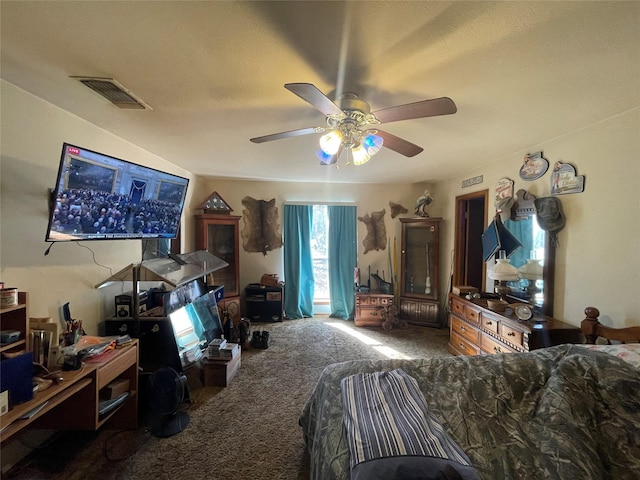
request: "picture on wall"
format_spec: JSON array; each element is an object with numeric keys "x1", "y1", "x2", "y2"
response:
[
  {"x1": 519, "y1": 151, "x2": 549, "y2": 181},
  {"x1": 551, "y1": 161, "x2": 585, "y2": 195},
  {"x1": 66, "y1": 157, "x2": 117, "y2": 192},
  {"x1": 157, "y1": 180, "x2": 188, "y2": 204}
]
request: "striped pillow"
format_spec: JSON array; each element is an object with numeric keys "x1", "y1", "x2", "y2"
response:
[{"x1": 341, "y1": 368, "x2": 480, "y2": 480}]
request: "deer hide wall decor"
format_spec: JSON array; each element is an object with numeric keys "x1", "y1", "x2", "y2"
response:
[
  {"x1": 358, "y1": 209, "x2": 387, "y2": 254},
  {"x1": 241, "y1": 196, "x2": 283, "y2": 255},
  {"x1": 389, "y1": 201, "x2": 408, "y2": 218}
]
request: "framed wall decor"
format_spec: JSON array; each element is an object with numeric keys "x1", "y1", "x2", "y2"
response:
[
  {"x1": 495, "y1": 177, "x2": 514, "y2": 201},
  {"x1": 551, "y1": 161, "x2": 585, "y2": 195},
  {"x1": 519, "y1": 151, "x2": 549, "y2": 181}
]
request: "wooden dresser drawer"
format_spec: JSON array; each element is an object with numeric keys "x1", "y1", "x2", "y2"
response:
[
  {"x1": 355, "y1": 306, "x2": 384, "y2": 327},
  {"x1": 451, "y1": 331, "x2": 481, "y2": 356},
  {"x1": 356, "y1": 294, "x2": 393, "y2": 307},
  {"x1": 480, "y1": 333, "x2": 517, "y2": 355},
  {"x1": 480, "y1": 312, "x2": 499, "y2": 334},
  {"x1": 450, "y1": 297, "x2": 465, "y2": 317},
  {"x1": 500, "y1": 324, "x2": 524, "y2": 347},
  {"x1": 451, "y1": 315, "x2": 479, "y2": 345},
  {"x1": 463, "y1": 304, "x2": 481, "y2": 325}
]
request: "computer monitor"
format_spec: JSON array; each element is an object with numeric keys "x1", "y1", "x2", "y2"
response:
[{"x1": 167, "y1": 290, "x2": 223, "y2": 366}]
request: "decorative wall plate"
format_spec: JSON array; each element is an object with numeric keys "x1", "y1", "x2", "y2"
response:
[
  {"x1": 550, "y1": 161, "x2": 585, "y2": 195},
  {"x1": 519, "y1": 151, "x2": 549, "y2": 180}
]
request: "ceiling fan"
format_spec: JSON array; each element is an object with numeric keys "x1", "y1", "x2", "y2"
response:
[{"x1": 250, "y1": 83, "x2": 457, "y2": 166}]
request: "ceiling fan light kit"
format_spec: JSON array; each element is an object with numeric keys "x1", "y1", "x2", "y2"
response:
[
  {"x1": 319, "y1": 130, "x2": 343, "y2": 155},
  {"x1": 351, "y1": 143, "x2": 371, "y2": 165},
  {"x1": 250, "y1": 83, "x2": 457, "y2": 167}
]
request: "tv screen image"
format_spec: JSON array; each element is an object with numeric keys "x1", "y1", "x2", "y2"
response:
[
  {"x1": 46, "y1": 143, "x2": 189, "y2": 242},
  {"x1": 164, "y1": 279, "x2": 207, "y2": 315}
]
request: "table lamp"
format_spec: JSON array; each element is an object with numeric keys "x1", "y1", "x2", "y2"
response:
[{"x1": 487, "y1": 251, "x2": 520, "y2": 300}]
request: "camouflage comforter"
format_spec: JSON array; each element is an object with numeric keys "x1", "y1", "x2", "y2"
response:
[{"x1": 299, "y1": 344, "x2": 640, "y2": 480}]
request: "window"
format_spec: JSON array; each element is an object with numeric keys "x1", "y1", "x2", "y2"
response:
[{"x1": 311, "y1": 205, "x2": 329, "y2": 304}]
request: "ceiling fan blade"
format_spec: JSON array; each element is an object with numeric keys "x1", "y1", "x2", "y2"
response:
[
  {"x1": 250, "y1": 126, "x2": 325, "y2": 143},
  {"x1": 285, "y1": 83, "x2": 344, "y2": 117},
  {"x1": 374, "y1": 130, "x2": 424, "y2": 157},
  {"x1": 373, "y1": 97, "x2": 457, "y2": 124}
]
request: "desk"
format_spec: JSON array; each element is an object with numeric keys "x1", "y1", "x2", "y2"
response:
[{"x1": 0, "y1": 340, "x2": 138, "y2": 443}]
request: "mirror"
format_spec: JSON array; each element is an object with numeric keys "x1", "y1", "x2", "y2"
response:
[{"x1": 501, "y1": 189, "x2": 555, "y2": 316}]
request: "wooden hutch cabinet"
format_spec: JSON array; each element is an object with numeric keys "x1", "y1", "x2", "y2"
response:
[
  {"x1": 399, "y1": 217, "x2": 442, "y2": 327},
  {"x1": 194, "y1": 214, "x2": 242, "y2": 324}
]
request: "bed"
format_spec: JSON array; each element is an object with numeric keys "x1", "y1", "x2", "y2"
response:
[{"x1": 299, "y1": 307, "x2": 640, "y2": 480}]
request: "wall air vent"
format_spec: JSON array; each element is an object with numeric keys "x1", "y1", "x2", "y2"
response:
[{"x1": 71, "y1": 76, "x2": 152, "y2": 110}]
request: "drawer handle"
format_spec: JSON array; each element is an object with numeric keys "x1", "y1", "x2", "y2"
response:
[
  {"x1": 460, "y1": 326, "x2": 466, "y2": 332},
  {"x1": 507, "y1": 332, "x2": 515, "y2": 337},
  {"x1": 494, "y1": 346, "x2": 502, "y2": 353},
  {"x1": 459, "y1": 343, "x2": 466, "y2": 350},
  {"x1": 485, "y1": 321, "x2": 493, "y2": 326}
]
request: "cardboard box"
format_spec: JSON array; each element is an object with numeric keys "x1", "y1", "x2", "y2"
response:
[
  {"x1": 100, "y1": 378, "x2": 130, "y2": 400},
  {"x1": 202, "y1": 351, "x2": 241, "y2": 387},
  {"x1": 260, "y1": 274, "x2": 279, "y2": 287}
]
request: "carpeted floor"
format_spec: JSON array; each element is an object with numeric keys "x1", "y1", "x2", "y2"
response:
[{"x1": 4, "y1": 317, "x2": 451, "y2": 480}]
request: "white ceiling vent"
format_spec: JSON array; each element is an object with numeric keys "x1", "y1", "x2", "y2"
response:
[{"x1": 71, "y1": 76, "x2": 152, "y2": 110}]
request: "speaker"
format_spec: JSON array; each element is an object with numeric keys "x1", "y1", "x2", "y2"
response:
[{"x1": 115, "y1": 295, "x2": 133, "y2": 318}]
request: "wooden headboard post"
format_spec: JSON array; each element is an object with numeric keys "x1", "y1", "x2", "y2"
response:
[
  {"x1": 581, "y1": 307, "x2": 601, "y2": 344},
  {"x1": 581, "y1": 306, "x2": 640, "y2": 344}
]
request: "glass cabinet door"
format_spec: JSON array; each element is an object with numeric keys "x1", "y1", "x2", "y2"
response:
[
  {"x1": 400, "y1": 218, "x2": 441, "y2": 301},
  {"x1": 206, "y1": 223, "x2": 237, "y2": 295},
  {"x1": 195, "y1": 214, "x2": 240, "y2": 298}
]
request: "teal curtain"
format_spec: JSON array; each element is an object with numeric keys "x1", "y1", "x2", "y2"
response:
[
  {"x1": 283, "y1": 205, "x2": 314, "y2": 319},
  {"x1": 328, "y1": 205, "x2": 357, "y2": 319}
]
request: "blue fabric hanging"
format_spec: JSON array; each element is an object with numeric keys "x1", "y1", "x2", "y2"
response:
[
  {"x1": 328, "y1": 205, "x2": 357, "y2": 319},
  {"x1": 283, "y1": 204, "x2": 315, "y2": 319}
]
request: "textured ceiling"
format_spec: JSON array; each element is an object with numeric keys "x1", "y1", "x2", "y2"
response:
[{"x1": 1, "y1": 1, "x2": 638, "y2": 184}]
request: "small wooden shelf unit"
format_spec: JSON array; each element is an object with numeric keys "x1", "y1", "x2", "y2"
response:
[{"x1": 1, "y1": 292, "x2": 139, "y2": 444}]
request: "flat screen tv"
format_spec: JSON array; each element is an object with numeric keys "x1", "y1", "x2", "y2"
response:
[{"x1": 46, "y1": 143, "x2": 189, "y2": 242}]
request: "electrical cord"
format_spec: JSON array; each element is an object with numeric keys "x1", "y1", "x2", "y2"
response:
[
  {"x1": 43, "y1": 242, "x2": 55, "y2": 256},
  {"x1": 75, "y1": 242, "x2": 114, "y2": 277},
  {"x1": 103, "y1": 428, "x2": 152, "y2": 462}
]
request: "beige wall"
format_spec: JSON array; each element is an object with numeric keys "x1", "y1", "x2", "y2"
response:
[
  {"x1": 2, "y1": 79, "x2": 639, "y2": 335},
  {"x1": 439, "y1": 108, "x2": 640, "y2": 327},
  {"x1": 194, "y1": 179, "x2": 431, "y2": 294},
  {"x1": 0, "y1": 81, "x2": 199, "y2": 330},
  {"x1": 0, "y1": 81, "x2": 427, "y2": 334}
]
